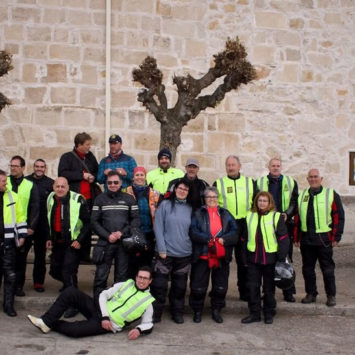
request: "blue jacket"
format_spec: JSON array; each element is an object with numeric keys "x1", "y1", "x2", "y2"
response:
[{"x1": 190, "y1": 205, "x2": 238, "y2": 263}]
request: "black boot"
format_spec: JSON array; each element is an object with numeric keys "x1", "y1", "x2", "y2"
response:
[
  {"x1": 193, "y1": 311, "x2": 202, "y2": 323},
  {"x1": 4, "y1": 282, "x2": 17, "y2": 317},
  {"x1": 211, "y1": 309, "x2": 223, "y2": 323}
]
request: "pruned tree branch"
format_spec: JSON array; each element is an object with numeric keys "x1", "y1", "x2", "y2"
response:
[
  {"x1": 0, "y1": 50, "x2": 13, "y2": 112},
  {"x1": 132, "y1": 37, "x2": 256, "y2": 163}
]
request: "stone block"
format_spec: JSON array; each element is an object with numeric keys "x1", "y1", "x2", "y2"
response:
[
  {"x1": 80, "y1": 88, "x2": 105, "y2": 107},
  {"x1": 38, "y1": 0, "x2": 61, "y2": 5},
  {"x1": 253, "y1": 46, "x2": 275, "y2": 63},
  {"x1": 80, "y1": 30, "x2": 104, "y2": 44},
  {"x1": 111, "y1": 91, "x2": 136, "y2": 108},
  {"x1": 289, "y1": 18, "x2": 304, "y2": 29},
  {"x1": 5, "y1": 44, "x2": 19, "y2": 55},
  {"x1": 30, "y1": 147, "x2": 64, "y2": 161},
  {"x1": 134, "y1": 133, "x2": 160, "y2": 150},
  {"x1": 6, "y1": 107, "x2": 32, "y2": 124},
  {"x1": 128, "y1": 111, "x2": 145, "y2": 129},
  {"x1": 181, "y1": 133, "x2": 204, "y2": 153},
  {"x1": 153, "y1": 35, "x2": 172, "y2": 51},
  {"x1": 67, "y1": 10, "x2": 92, "y2": 26},
  {"x1": 277, "y1": 64, "x2": 299, "y2": 82},
  {"x1": 11, "y1": 7, "x2": 40, "y2": 22},
  {"x1": 185, "y1": 114, "x2": 206, "y2": 133},
  {"x1": 5, "y1": 25, "x2": 23, "y2": 40},
  {"x1": 53, "y1": 29, "x2": 69, "y2": 42},
  {"x1": 50, "y1": 45, "x2": 80, "y2": 61},
  {"x1": 43, "y1": 64, "x2": 67, "y2": 83},
  {"x1": 324, "y1": 13, "x2": 344, "y2": 25},
  {"x1": 43, "y1": 8, "x2": 66, "y2": 24},
  {"x1": 207, "y1": 132, "x2": 239, "y2": 154},
  {"x1": 73, "y1": 65, "x2": 98, "y2": 85},
  {"x1": 155, "y1": 54, "x2": 178, "y2": 68},
  {"x1": 24, "y1": 87, "x2": 46, "y2": 104},
  {"x1": 171, "y1": 5, "x2": 206, "y2": 21},
  {"x1": 111, "y1": 31, "x2": 125, "y2": 46},
  {"x1": 141, "y1": 16, "x2": 161, "y2": 33},
  {"x1": 218, "y1": 114, "x2": 246, "y2": 132},
  {"x1": 1, "y1": 128, "x2": 18, "y2": 147},
  {"x1": 162, "y1": 20, "x2": 196, "y2": 38},
  {"x1": 307, "y1": 53, "x2": 333, "y2": 68},
  {"x1": 255, "y1": 11, "x2": 287, "y2": 29},
  {"x1": 84, "y1": 47, "x2": 105, "y2": 63},
  {"x1": 157, "y1": 1, "x2": 171, "y2": 17},
  {"x1": 126, "y1": 32, "x2": 150, "y2": 48},
  {"x1": 63, "y1": 0, "x2": 87, "y2": 8},
  {"x1": 185, "y1": 40, "x2": 206, "y2": 58},
  {"x1": 27, "y1": 26, "x2": 52, "y2": 42},
  {"x1": 23, "y1": 44, "x2": 48, "y2": 59},
  {"x1": 23, "y1": 64, "x2": 37, "y2": 82},
  {"x1": 286, "y1": 48, "x2": 301, "y2": 61},
  {"x1": 335, "y1": 114, "x2": 348, "y2": 129},
  {"x1": 224, "y1": 4, "x2": 236, "y2": 12},
  {"x1": 124, "y1": 0, "x2": 155, "y2": 13},
  {"x1": 35, "y1": 107, "x2": 63, "y2": 126},
  {"x1": 274, "y1": 31, "x2": 300, "y2": 46},
  {"x1": 63, "y1": 109, "x2": 94, "y2": 127},
  {"x1": 50, "y1": 87, "x2": 76, "y2": 104}
]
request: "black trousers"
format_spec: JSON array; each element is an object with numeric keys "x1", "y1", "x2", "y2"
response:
[
  {"x1": 235, "y1": 218, "x2": 248, "y2": 299},
  {"x1": 282, "y1": 222, "x2": 296, "y2": 298},
  {"x1": 32, "y1": 226, "x2": 49, "y2": 285},
  {"x1": 246, "y1": 263, "x2": 276, "y2": 316},
  {"x1": 93, "y1": 243, "x2": 129, "y2": 303},
  {"x1": 127, "y1": 232, "x2": 155, "y2": 279},
  {"x1": 49, "y1": 243, "x2": 80, "y2": 289},
  {"x1": 15, "y1": 236, "x2": 33, "y2": 291},
  {"x1": 300, "y1": 244, "x2": 336, "y2": 297},
  {"x1": 189, "y1": 259, "x2": 230, "y2": 312},
  {"x1": 41, "y1": 286, "x2": 109, "y2": 338},
  {"x1": 150, "y1": 255, "x2": 191, "y2": 317},
  {"x1": 0, "y1": 244, "x2": 16, "y2": 309}
]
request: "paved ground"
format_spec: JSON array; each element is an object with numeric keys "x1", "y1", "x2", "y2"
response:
[{"x1": 1, "y1": 244, "x2": 355, "y2": 354}]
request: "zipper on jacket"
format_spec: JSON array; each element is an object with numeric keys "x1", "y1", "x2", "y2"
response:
[{"x1": 112, "y1": 289, "x2": 138, "y2": 313}]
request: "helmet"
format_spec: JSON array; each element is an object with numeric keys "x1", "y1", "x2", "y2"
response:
[
  {"x1": 274, "y1": 261, "x2": 296, "y2": 290},
  {"x1": 122, "y1": 228, "x2": 149, "y2": 252}
]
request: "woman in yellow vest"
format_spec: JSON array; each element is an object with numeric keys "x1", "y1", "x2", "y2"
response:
[{"x1": 241, "y1": 191, "x2": 289, "y2": 325}]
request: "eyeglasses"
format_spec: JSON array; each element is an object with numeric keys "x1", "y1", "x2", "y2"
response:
[
  {"x1": 9, "y1": 164, "x2": 21, "y2": 168},
  {"x1": 136, "y1": 275, "x2": 150, "y2": 281},
  {"x1": 176, "y1": 187, "x2": 189, "y2": 192},
  {"x1": 107, "y1": 181, "x2": 120, "y2": 185},
  {"x1": 205, "y1": 196, "x2": 218, "y2": 199}
]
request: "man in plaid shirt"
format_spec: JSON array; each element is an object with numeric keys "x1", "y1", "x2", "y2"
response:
[{"x1": 97, "y1": 134, "x2": 137, "y2": 190}]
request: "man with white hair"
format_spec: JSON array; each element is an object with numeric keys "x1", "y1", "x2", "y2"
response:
[{"x1": 294, "y1": 168, "x2": 345, "y2": 307}]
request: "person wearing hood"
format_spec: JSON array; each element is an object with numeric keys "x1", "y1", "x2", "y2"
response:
[{"x1": 91, "y1": 171, "x2": 141, "y2": 304}]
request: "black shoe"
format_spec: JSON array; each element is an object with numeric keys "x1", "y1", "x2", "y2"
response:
[
  {"x1": 4, "y1": 306, "x2": 17, "y2": 317},
  {"x1": 64, "y1": 307, "x2": 79, "y2": 318},
  {"x1": 326, "y1": 296, "x2": 336, "y2": 307},
  {"x1": 284, "y1": 295, "x2": 296, "y2": 303},
  {"x1": 172, "y1": 314, "x2": 184, "y2": 324},
  {"x1": 301, "y1": 294, "x2": 316, "y2": 304},
  {"x1": 193, "y1": 311, "x2": 202, "y2": 323},
  {"x1": 264, "y1": 314, "x2": 273, "y2": 324},
  {"x1": 15, "y1": 288, "x2": 25, "y2": 297},
  {"x1": 211, "y1": 309, "x2": 223, "y2": 324},
  {"x1": 241, "y1": 314, "x2": 261, "y2": 324}
]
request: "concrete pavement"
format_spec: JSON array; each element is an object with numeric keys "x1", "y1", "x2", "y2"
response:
[{"x1": 1, "y1": 244, "x2": 355, "y2": 354}]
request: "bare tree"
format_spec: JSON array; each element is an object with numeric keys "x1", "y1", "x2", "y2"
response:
[
  {"x1": 132, "y1": 37, "x2": 256, "y2": 164},
  {"x1": 0, "y1": 50, "x2": 13, "y2": 112}
]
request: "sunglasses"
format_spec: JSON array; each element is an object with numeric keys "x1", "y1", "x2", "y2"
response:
[{"x1": 107, "y1": 181, "x2": 120, "y2": 185}]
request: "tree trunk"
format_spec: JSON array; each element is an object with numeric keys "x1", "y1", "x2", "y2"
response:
[{"x1": 159, "y1": 118, "x2": 183, "y2": 165}]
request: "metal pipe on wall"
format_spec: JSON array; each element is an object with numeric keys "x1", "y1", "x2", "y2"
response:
[{"x1": 105, "y1": 0, "x2": 111, "y2": 154}]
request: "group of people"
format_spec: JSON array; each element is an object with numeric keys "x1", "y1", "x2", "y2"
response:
[{"x1": 0, "y1": 131, "x2": 345, "y2": 340}]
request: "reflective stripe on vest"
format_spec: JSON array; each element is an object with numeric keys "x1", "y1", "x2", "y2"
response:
[
  {"x1": 246, "y1": 211, "x2": 280, "y2": 253},
  {"x1": 107, "y1": 279, "x2": 155, "y2": 328},
  {"x1": 47, "y1": 191, "x2": 83, "y2": 240},
  {"x1": 216, "y1": 176, "x2": 253, "y2": 219},
  {"x1": 298, "y1": 188, "x2": 333, "y2": 233},
  {"x1": 7, "y1": 177, "x2": 33, "y2": 218},
  {"x1": 257, "y1": 175, "x2": 294, "y2": 212}
]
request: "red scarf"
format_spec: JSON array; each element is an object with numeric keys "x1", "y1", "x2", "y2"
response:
[{"x1": 76, "y1": 149, "x2": 91, "y2": 200}]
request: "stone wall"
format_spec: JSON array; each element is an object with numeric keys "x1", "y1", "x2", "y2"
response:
[{"x1": 0, "y1": 0, "x2": 354, "y2": 241}]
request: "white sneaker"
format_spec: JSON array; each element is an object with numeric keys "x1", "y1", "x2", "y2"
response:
[{"x1": 27, "y1": 315, "x2": 51, "y2": 334}]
